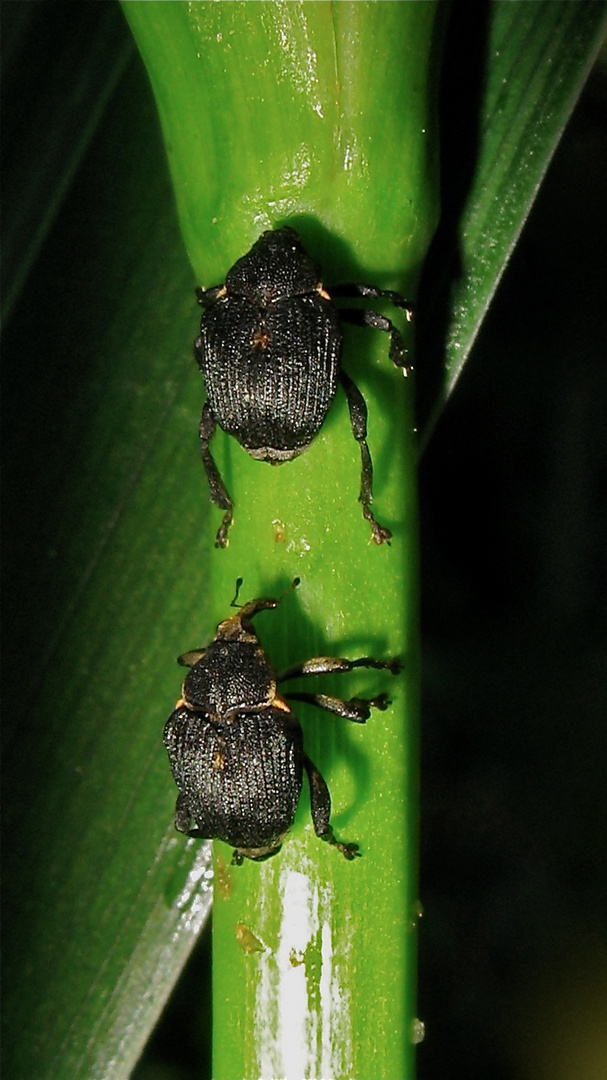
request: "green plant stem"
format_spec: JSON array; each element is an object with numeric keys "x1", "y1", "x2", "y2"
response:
[{"x1": 122, "y1": 2, "x2": 442, "y2": 1076}]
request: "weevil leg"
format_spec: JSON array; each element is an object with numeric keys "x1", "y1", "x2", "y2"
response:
[
  {"x1": 174, "y1": 792, "x2": 192, "y2": 834},
  {"x1": 304, "y1": 755, "x2": 360, "y2": 859},
  {"x1": 286, "y1": 690, "x2": 392, "y2": 722},
  {"x1": 330, "y1": 282, "x2": 414, "y2": 318},
  {"x1": 278, "y1": 655, "x2": 401, "y2": 682},
  {"x1": 331, "y1": 283, "x2": 414, "y2": 374},
  {"x1": 338, "y1": 306, "x2": 412, "y2": 372},
  {"x1": 339, "y1": 370, "x2": 392, "y2": 544},
  {"x1": 199, "y1": 401, "x2": 234, "y2": 547},
  {"x1": 195, "y1": 284, "x2": 225, "y2": 308}
]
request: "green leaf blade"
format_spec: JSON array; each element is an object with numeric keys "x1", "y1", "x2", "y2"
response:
[{"x1": 420, "y1": 0, "x2": 607, "y2": 442}]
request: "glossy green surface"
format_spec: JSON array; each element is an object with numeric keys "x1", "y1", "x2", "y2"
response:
[{"x1": 123, "y1": 2, "x2": 437, "y2": 287}]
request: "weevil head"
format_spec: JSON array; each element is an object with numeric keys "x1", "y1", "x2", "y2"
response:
[
  {"x1": 225, "y1": 227, "x2": 321, "y2": 306},
  {"x1": 181, "y1": 634, "x2": 275, "y2": 720},
  {"x1": 178, "y1": 581, "x2": 299, "y2": 720},
  {"x1": 179, "y1": 603, "x2": 276, "y2": 720}
]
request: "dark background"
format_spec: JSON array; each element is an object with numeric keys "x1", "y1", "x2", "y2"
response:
[
  {"x1": 3, "y1": 5, "x2": 606, "y2": 1079},
  {"x1": 417, "y1": 45, "x2": 607, "y2": 1080}
]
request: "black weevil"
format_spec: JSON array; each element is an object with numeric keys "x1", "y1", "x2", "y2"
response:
[
  {"x1": 164, "y1": 580, "x2": 400, "y2": 864},
  {"x1": 195, "y1": 227, "x2": 414, "y2": 547}
]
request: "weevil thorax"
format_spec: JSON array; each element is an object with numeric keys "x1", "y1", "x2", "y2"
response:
[
  {"x1": 225, "y1": 227, "x2": 321, "y2": 307},
  {"x1": 181, "y1": 610, "x2": 276, "y2": 722}
]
